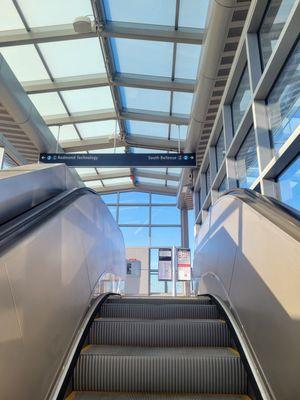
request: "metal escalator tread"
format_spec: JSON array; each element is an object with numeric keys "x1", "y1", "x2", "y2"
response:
[
  {"x1": 89, "y1": 319, "x2": 231, "y2": 347},
  {"x1": 99, "y1": 303, "x2": 219, "y2": 319},
  {"x1": 68, "y1": 392, "x2": 251, "y2": 399},
  {"x1": 106, "y1": 297, "x2": 212, "y2": 305},
  {"x1": 73, "y1": 345, "x2": 247, "y2": 393}
]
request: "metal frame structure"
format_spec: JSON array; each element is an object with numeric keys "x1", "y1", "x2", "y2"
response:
[
  {"x1": 193, "y1": 0, "x2": 300, "y2": 225},
  {"x1": 0, "y1": 0, "x2": 250, "y2": 197}
]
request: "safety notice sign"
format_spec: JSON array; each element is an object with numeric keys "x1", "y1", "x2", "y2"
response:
[
  {"x1": 158, "y1": 248, "x2": 172, "y2": 281},
  {"x1": 177, "y1": 248, "x2": 191, "y2": 281}
]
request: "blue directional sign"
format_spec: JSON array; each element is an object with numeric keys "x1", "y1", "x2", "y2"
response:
[{"x1": 39, "y1": 153, "x2": 196, "y2": 168}]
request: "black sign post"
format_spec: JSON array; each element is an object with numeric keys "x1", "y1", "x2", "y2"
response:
[{"x1": 39, "y1": 153, "x2": 196, "y2": 168}]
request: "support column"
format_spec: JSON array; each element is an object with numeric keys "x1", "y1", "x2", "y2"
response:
[{"x1": 0, "y1": 147, "x2": 4, "y2": 169}]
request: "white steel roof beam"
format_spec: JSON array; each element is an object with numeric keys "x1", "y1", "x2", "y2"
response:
[
  {"x1": 0, "y1": 24, "x2": 97, "y2": 46},
  {"x1": 99, "y1": 21, "x2": 204, "y2": 44}
]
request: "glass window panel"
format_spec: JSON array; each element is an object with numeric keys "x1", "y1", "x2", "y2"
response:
[
  {"x1": 170, "y1": 125, "x2": 188, "y2": 140},
  {"x1": 168, "y1": 168, "x2": 181, "y2": 175},
  {"x1": 85, "y1": 180, "x2": 102, "y2": 189},
  {"x1": 111, "y1": 38, "x2": 173, "y2": 77},
  {"x1": 90, "y1": 147, "x2": 125, "y2": 154},
  {"x1": 151, "y1": 206, "x2": 180, "y2": 225},
  {"x1": 151, "y1": 227, "x2": 181, "y2": 247},
  {"x1": 277, "y1": 156, "x2": 300, "y2": 211},
  {"x1": 120, "y1": 87, "x2": 171, "y2": 113},
  {"x1": 50, "y1": 125, "x2": 79, "y2": 142},
  {"x1": 101, "y1": 193, "x2": 118, "y2": 203},
  {"x1": 0, "y1": 0, "x2": 25, "y2": 30},
  {"x1": 103, "y1": 177, "x2": 132, "y2": 186},
  {"x1": 75, "y1": 167, "x2": 97, "y2": 176},
  {"x1": 172, "y1": 92, "x2": 193, "y2": 115},
  {"x1": 1, "y1": 45, "x2": 49, "y2": 81},
  {"x1": 267, "y1": 39, "x2": 300, "y2": 153},
  {"x1": 259, "y1": 0, "x2": 295, "y2": 68},
  {"x1": 98, "y1": 168, "x2": 130, "y2": 178},
  {"x1": 131, "y1": 148, "x2": 167, "y2": 154},
  {"x1": 179, "y1": 0, "x2": 209, "y2": 28},
  {"x1": 39, "y1": 38, "x2": 106, "y2": 78},
  {"x1": 17, "y1": 0, "x2": 93, "y2": 27},
  {"x1": 175, "y1": 44, "x2": 201, "y2": 79},
  {"x1": 138, "y1": 177, "x2": 165, "y2": 186},
  {"x1": 215, "y1": 129, "x2": 225, "y2": 170},
  {"x1": 77, "y1": 120, "x2": 118, "y2": 139},
  {"x1": 103, "y1": 0, "x2": 176, "y2": 25},
  {"x1": 218, "y1": 176, "x2": 228, "y2": 193},
  {"x1": 29, "y1": 92, "x2": 67, "y2": 117},
  {"x1": 231, "y1": 65, "x2": 251, "y2": 134},
  {"x1": 126, "y1": 120, "x2": 169, "y2": 138},
  {"x1": 150, "y1": 271, "x2": 168, "y2": 295},
  {"x1": 136, "y1": 168, "x2": 166, "y2": 175},
  {"x1": 167, "y1": 180, "x2": 178, "y2": 188},
  {"x1": 121, "y1": 226, "x2": 150, "y2": 246},
  {"x1": 1, "y1": 153, "x2": 17, "y2": 169},
  {"x1": 119, "y1": 192, "x2": 150, "y2": 203},
  {"x1": 205, "y1": 165, "x2": 211, "y2": 194},
  {"x1": 61, "y1": 87, "x2": 113, "y2": 113},
  {"x1": 119, "y1": 206, "x2": 149, "y2": 224},
  {"x1": 107, "y1": 205, "x2": 117, "y2": 220},
  {"x1": 151, "y1": 194, "x2": 176, "y2": 204},
  {"x1": 235, "y1": 127, "x2": 259, "y2": 189}
]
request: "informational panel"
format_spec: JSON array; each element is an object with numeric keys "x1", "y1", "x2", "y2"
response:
[
  {"x1": 158, "y1": 248, "x2": 172, "y2": 281},
  {"x1": 177, "y1": 248, "x2": 191, "y2": 281},
  {"x1": 126, "y1": 259, "x2": 141, "y2": 277},
  {"x1": 39, "y1": 153, "x2": 196, "y2": 168}
]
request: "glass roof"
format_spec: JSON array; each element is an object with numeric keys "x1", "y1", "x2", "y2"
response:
[
  {"x1": 39, "y1": 39, "x2": 106, "y2": 78},
  {"x1": 0, "y1": 0, "x2": 210, "y2": 194}
]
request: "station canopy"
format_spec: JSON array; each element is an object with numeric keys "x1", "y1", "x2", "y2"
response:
[{"x1": 0, "y1": 0, "x2": 210, "y2": 195}]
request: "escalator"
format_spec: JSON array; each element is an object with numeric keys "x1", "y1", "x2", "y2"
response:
[
  {"x1": 1, "y1": 165, "x2": 299, "y2": 400},
  {"x1": 61, "y1": 296, "x2": 259, "y2": 400}
]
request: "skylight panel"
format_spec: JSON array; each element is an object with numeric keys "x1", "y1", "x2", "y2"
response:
[
  {"x1": 168, "y1": 168, "x2": 182, "y2": 175},
  {"x1": 77, "y1": 120, "x2": 119, "y2": 139},
  {"x1": 38, "y1": 39, "x2": 106, "y2": 78},
  {"x1": 138, "y1": 177, "x2": 165, "y2": 186},
  {"x1": 175, "y1": 44, "x2": 201, "y2": 80},
  {"x1": 170, "y1": 125, "x2": 188, "y2": 140},
  {"x1": 178, "y1": 0, "x2": 210, "y2": 29},
  {"x1": 111, "y1": 38, "x2": 173, "y2": 77},
  {"x1": 0, "y1": 45, "x2": 49, "y2": 81},
  {"x1": 89, "y1": 147, "x2": 125, "y2": 154},
  {"x1": 17, "y1": 0, "x2": 93, "y2": 27},
  {"x1": 103, "y1": 177, "x2": 133, "y2": 186},
  {"x1": 75, "y1": 168, "x2": 97, "y2": 176},
  {"x1": 61, "y1": 87, "x2": 114, "y2": 113},
  {"x1": 125, "y1": 120, "x2": 169, "y2": 138},
  {"x1": 103, "y1": 0, "x2": 176, "y2": 25},
  {"x1": 172, "y1": 92, "x2": 193, "y2": 115},
  {"x1": 130, "y1": 148, "x2": 167, "y2": 154},
  {"x1": 167, "y1": 180, "x2": 179, "y2": 188},
  {"x1": 29, "y1": 92, "x2": 67, "y2": 117},
  {"x1": 97, "y1": 168, "x2": 130, "y2": 175},
  {"x1": 0, "y1": 0, "x2": 25, "y2": 30},
  {"x1": 85, "y1": 180, "x2": 103, "y2": 189},
  {"x1": 49, "y1": 125, "x2": 79, "y2": 141},
  {"x1": 120, "y1": 87, "x2": 171, "y2": 113},
  {"x1": 137, "y1": 168, "x2": 167, "y2": 174}
]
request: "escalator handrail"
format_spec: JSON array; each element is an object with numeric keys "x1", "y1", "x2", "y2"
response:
[
  {"x1": 223, "y1": 188, "x2": 300, "y2": 241},
  {"x1": 48, "y1": 292, "x2": 119, "y2": 400},
  {"x1": 0, "y1": 187, "x2": 98, "y2": 253}
]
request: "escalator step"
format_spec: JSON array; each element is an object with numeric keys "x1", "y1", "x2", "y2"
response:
[
  {"x1": 98, "y1": 304, "x2": 219, "y2": 319},
  {"x1": 74, "y1": 346, "x2": 247, "y2": 394},
  {"x1": 106, "y1": 297, "x2": 211, "y2": 305},
  {"x1": 89, "y1": 319, "x2": 231, "y2": 347},
  {"x1": 68, "y1": 392, "x2": 251, "y2": 399}
]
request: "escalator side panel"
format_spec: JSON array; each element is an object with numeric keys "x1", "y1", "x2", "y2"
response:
[
  {"x1": 194, "y1": 195, "x2": 300, "y2": 400},
  {"x1": 0, "y1": 193, "x2": 125, "y2": 400}
]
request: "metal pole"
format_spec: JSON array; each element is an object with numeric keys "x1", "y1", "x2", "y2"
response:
[
  {"x1": 172, "y1": 246, "x2": 177, "y2": 297},
  {"x1": 181, "y1": 208, "x2": 191, "y2": 296}
]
